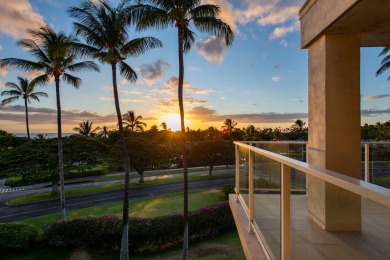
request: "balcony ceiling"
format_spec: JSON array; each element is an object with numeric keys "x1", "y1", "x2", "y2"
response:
[{"x1": 300, "y1": 0, "x2": 390, "y2": 48}]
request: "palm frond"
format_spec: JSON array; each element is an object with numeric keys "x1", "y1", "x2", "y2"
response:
[
  {"x1": 62, "y1": 73, "x2": 82, "y2": 88},
  {"x1": 31, "y1": 74, "x2": 51, "y2": 87},
  {"x1": 1, "y1": 90, "x2": 22, "y2": 97},
  {"x1": 4, "y1": 82, "x2": 22, "y2": 92},
  {"x1": 182, "y1": 28, "x2": 196, "y2": 53},
  {"x1": 66, "y1": 61, "x2": 100, "y2": 73},
  {"x1": 0, "y1": 58, "x2": 45, "y2": 71},
  {"x1": 1, "y1": 96, "x2": 20, "y2": 105},
  {"x1": 121, "y1": 37, "x2": 162, "y2": 57},
  {"x1": 119, "y1": 61, "x2": 137, "y2": 82},
  {"x1": 190, "y1": 4, "x2": 220, "y2": 18},
  {"x1": 193, "y1": 17, "x2": 234, "y2": 47}
]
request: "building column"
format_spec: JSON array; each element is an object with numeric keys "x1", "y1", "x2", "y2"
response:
[{"x1": 307, "y1": 33, "x2": 361, "y2": 231}]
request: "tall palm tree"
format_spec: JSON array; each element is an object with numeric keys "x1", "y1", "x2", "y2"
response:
[
  {"x1": 99, "y1": 126, "x2": 110, "y2": 138},
  {"x1": 73, "y1": 120, "x2": 101, "y2": 136},
  {"x1": 376, "y1": 47, "x2": 390, "y2": 81},
  {"x1": 68, "y1": 1, "x2": 162, "y2": 258},
  {"x1": 122, "y1": 110, "x2": 147, "y2": 131},
  {"x1": 1, "y1": 77, "x2": 48, "y2": 140},
  {"x1": 221, "y1": 118, "x2": 237, "y2": 135},
  {"x1": 129, "y1": 1, "x2": 234, "y2": 257},
  {"x1": 0, "y1": 26, "x2": 99, "y2": 221}
]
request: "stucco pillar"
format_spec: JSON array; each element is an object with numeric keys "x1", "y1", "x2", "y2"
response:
[{"x1": 307, "y1": 33, "x2": 361, "y2": 231}]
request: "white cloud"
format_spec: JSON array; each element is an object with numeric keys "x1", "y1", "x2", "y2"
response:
[
  {"x1": 0, "y1": 45, "x2": 3, "y2": 51},
  {"x1": 140, "y1": 59, "x2": 170, "y2": 85},
  {"x1": 290, "y1": 98, "x2": 303, "y2": 103},
  {"x1": 195, "y1": 36, "x2": 228, "y2": 64},
  {"x1": 272, "y1": 76, "x2": 281, "y2": 82},
  {"x1": 270, "y1": 23, "x2": 299, "y2": 40},
  {"x1": 204, "y1": 0, "x2": 304, "y2": 41},
  {"x1": 364, "y1": 94, "x2": 390, "y2": 100},
  {"x1": 0, "y1": 1, "x2": 45, "y2": 39}
]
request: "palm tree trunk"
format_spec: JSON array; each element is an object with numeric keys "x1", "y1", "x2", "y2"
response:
[
  {"x1": 24, "y1": 98, "x2": 30, "y2": 140},
  {"x1": 55, "y1": 76, "x2": 66, "y2": 221},
  {"x1": 112, "y1": 63, "x2": 131, "y2": 260},
  {"x1": 178, "y1": 27, "x2": 189, "y2": 260}
]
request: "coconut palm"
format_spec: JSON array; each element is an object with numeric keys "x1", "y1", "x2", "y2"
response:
[
  {"x1": 129, "y1": 1, "x2": 234, "y2": 257},
  {"x1": 0, "y1": 26, "x2": 99, "y2": 221},
  {"x1": 292, "y1": 119, "x2": 306, "y2": 130},
  {"x1": 1, "y1": 77, "x2": 48, "y2": 140},
  {"x1": 99, "y1": 126, "x2": 110, "y2": 138},
  {"x1": 221, "y1": 118, "x2": 237, "y2": 135},
  {"x1": 376, "y1": 47, "x2": 390, "y2": 81},
  {"x1": 68, "y1": 1, "x2": 162, "y2": 258},
  {"x1": 122, "y1": 110, "x2": 147, "y2": 131},
  {"x1": 160, "y1": 122, "x2": 167, "y2": 130},
  {"x1": 73, "y1": 120, "x2": 101, "y2": 136}
]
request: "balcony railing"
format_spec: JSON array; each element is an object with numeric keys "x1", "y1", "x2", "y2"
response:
[{"x1": 233, "y1": 141, "x2": 390, "y2": 260}]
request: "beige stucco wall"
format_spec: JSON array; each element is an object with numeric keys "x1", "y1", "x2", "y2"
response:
[{"x1": 307, "y1": 33, "x2": 361, "y2": 231}]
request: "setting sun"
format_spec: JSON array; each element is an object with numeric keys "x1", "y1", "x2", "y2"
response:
[{"x1": 164, "y1": 114, "x2": 184, "y2": 131}]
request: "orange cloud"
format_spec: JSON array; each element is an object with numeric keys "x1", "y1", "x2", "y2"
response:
[{"x1": 0, "y1": 0, "x2": 45, "y2": 39}]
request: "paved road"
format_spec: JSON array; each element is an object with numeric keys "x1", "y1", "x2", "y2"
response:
[{"x1": 0, "y1": 178, "x2": 234, "y2": 223}]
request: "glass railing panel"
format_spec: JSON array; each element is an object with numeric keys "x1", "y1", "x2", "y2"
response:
[
  {"x1": 238, "y1": 145, "x2": 249, "y2": 208},
  {"x1": 253, "y1": 152, "x2": 281, "y2": 260},
  {"x1": 369, "y1": 143, "x2": 390, "y2": 188}
]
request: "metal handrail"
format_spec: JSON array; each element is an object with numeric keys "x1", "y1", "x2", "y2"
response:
[{"x1": 234, "y1": 141, "x2": 390, "y2": 260}]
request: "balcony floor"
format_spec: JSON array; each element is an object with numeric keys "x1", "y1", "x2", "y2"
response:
[{"x1": 229, "y1": 194, "x2": 390, "y2": 260}]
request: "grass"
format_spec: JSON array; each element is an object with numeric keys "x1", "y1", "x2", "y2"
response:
[
  {"x1": 9, "y1": 173, "x2": 234, "y2": 205},
  {"x1": 2, "y1": 231, "x2": 244, "y2": 260},
  {"x1": 17, "y1": 189, "x2": 226, "y2": 228},
  {"x1": 97, "y1": 165, "x2": 232, "y2": 182},
  {"x1": 373, "y1": 176, "x2": 390, "y2": 185}
]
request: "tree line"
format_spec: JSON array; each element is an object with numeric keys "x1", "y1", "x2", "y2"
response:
[{"x1": 0, "y1": 1, "x2": 234, "y2": 258}]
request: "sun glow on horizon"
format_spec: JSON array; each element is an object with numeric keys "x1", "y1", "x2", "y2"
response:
[{"x1": 164, "y1": 114, "x2": 185, "y2": 131}]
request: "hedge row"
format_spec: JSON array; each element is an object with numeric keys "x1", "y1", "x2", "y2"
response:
[
  {"x1": 45, "y1": 202, "x2": 235, "y2": 253},
  {"x1": 0, "y1": 223, "x2": 39, "y2": 252}
]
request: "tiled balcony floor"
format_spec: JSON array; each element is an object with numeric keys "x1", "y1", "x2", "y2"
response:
[{"x1": 230, "y1": 194, "x2": 390, "y2": 260}]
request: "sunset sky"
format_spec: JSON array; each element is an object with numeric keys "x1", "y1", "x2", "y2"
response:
[{"x1": 0, "y1": 0, "x2": 389, "y2": 134}]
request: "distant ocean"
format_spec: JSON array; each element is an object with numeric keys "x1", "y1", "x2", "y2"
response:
[{"x1": 14, "y1": 133, "x2": 74, "y2": 138}]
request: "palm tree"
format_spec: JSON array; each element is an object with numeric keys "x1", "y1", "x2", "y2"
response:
[
  {"x1": 73, "y1": 120, "x2": 101, "y2": 136},
  {"x1": 129, "y1": 1, "x2": 234, "y2": 257},
  {"x1": 68, "y1": 1, "x2": 162, "y2": 258},
  {"x1": 292, "y1": 119, "x2": 306, "y2": 130},
  {"x1": 1, "y1": 77, "x2": 48, "y2": 140},
  {"x1": 0, "y1": 26, "x2": 99, "y2": 221},
  {"x1": 99, "y1": 126, "x2": 110, "y2": 138},
  {"x1": 160, "y1": 122, "x2": 167, "y2": 130},
  {"x1": 221, "y1": 118, "x2": 237, "y2": 135},
  {"x1": 35, "y1": 133, "x2": 48, "y2": 139},
  {"x1": 122, "y1": 110, "x2": 147, "y2": 131},
  {"x1": 376, "y1": 47, "x2": 390, "y2": 81}
]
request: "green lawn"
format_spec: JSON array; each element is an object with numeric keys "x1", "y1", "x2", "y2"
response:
[
  {"x1": 18, "y1": 189, "x2": 226, "y2": 228},
  {"x1": 2, "y1": 231, "x2": 244, "y2": 260},
  {"x1": 373, "y1": 176, "x2": 390, "y2": 185},
  {"x1": 97, "y1": 166, "x2": 233, "y2": 182},
  {"x1": 9, "y1": 173, "x2": 234, "y2": 205}
]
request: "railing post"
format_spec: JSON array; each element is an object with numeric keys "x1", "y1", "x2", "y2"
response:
[
  {"x1": 248, "y1": 150, "x2": 254, "y2": 233},
  {"x1": 364, "y1": 143, "x2": 370, "y2": 183},
  {"x1": 281, "y1": 164, "x2": 291, "y2": 260},
  {"x1": 235, "y1": 144, "x2": 240, "y2": 202}
]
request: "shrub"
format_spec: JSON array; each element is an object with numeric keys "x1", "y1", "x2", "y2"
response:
[
  {"x1": 219, "y1": 184, "x2": 235, "y2": 199},
  {"x1": 45, "y1": 215, "x2": 122, "y2": 248},
  {"x1": 45, "y1": 202, "x2": 235, "y2": 253},
  {"x1": 0, "y1": 223, "x2": 39, "y2": 251}
]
